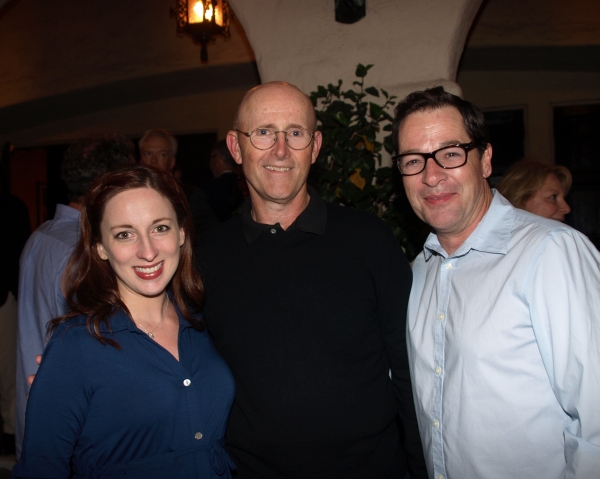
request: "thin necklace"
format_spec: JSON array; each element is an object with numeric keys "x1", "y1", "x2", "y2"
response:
[{"x1": 134, "y1": 300, "x2": 169, "y2": 340}]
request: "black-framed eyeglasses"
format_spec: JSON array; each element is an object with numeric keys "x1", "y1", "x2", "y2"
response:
[
  {"x1": 235, "y1": 127, "x2": 315, "y2": 151},
  {"x1": 392, "y1": 142, "x2": 477, "y2": 176}
]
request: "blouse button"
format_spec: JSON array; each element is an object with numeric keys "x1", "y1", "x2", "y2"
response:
[
  {"x1": 195, "y1": 432, "x2": 203, "y2": 440},
  {"x1": 183, "y1": 379, "x2": 191, "y2": 386}
]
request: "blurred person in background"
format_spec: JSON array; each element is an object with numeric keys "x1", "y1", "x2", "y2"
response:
[
  {"x1": 206, "y1": 140, "x2": 243, "y2": 222},
  {"x1": 16, "y1": 134, "x2": 134, "y2": 457},
  {"x1": 139, "y1": 129, "x2": 218, "y2": 238},
  {"x1": 497, "y1": 159, "x2": 571, "y2": 222},
  {"x1": 0, "y1": 183, "x2": 30, "y2": 456}
]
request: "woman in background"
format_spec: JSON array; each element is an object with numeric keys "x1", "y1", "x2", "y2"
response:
[
  {"x1": 14, "y1": 165, "x2": 235, "y2": 479},
  {"x1": 497, "y1": 159, "x2": 572, "y2": 222}
]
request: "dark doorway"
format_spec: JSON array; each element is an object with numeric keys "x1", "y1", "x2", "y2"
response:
[{"x1": 554, "y1": 103, "x2": 600, "y2": 249}]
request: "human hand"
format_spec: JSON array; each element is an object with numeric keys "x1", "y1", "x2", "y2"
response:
[{"x1": 27, "y1": 354, "x2": 42, "y2": 386}]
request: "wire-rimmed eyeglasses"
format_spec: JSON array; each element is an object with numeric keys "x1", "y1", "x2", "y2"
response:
[
  {"x1": 392, "y1": 142, "x2": 476, "y2": 176},
  {"x1": 235, "y1": 127, "x2": 315, "y2": 151}
]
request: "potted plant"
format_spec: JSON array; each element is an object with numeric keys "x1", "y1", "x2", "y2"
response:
[{"x1": 309, "y1": 64, "x2": 417, "y2": 258}]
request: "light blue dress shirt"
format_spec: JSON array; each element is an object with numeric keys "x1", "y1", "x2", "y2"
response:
[
  {"x1": 407, "y1": 191, "x2": 600, "y2": 479},
  {"x1": 15, "y1": 204, "x2": 80, "y2": 458}
]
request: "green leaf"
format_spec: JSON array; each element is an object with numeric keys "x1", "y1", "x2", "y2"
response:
[
  {"x1": 355, "y1": 64, "x2": 369, "y2": 78},
  {"x1": 369, "y1": 102, "x2": 384, "y2": 118},
  {"x1": 365, "y1": 86, "x2": 380, "y2": 97},
  {"x1": 383, "y1": 136, "x2": 395, "y2": 154}
]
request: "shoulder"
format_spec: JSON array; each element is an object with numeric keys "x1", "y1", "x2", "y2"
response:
[
  {"x1": 0, "y1": 192, "x2": 28, "y2": 216},
  {"x1": 324, "y1": 202, "x2": 396, "y2": 242},
  {"x1": 20, "y1": 227, "x2": 76, "y2": 278},
  {"x1": 196, "y1": 215, "x2": 243, "y2": 261},
  {"x1": 42, "y1": 316, "x2": 95, "y2": 359},
  {"x1": 28, "y1": 216, "x2": 79, "y2": 250},
  {"x1": 511, "y1": 208, "x2": 587, "y2": 248},
  {"x1": 507, "y1": 210, "x2": 600, "y2": 271},
  {"x1": 51, "y1": 315, "x2": 89, "y2": 337}
]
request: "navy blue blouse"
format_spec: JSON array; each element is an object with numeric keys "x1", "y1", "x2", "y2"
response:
[{"x1": 14, "y1": 305, "x2": 235, "y2": 479}]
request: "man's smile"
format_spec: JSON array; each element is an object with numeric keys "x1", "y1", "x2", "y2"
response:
[
  {"x1": 424, "y1": 192, "x2": 455, "y2": 205},
  {"x1": 264, "y1": 166, "x2": 292, "y2": 172}
]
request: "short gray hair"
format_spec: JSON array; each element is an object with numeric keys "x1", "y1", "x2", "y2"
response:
[{"x1": 138, "y1": 128, "x2": 178, "y2": 157}]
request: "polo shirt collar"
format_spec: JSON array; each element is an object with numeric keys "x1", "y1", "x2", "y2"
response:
[{"x1": 241, "y1": 186, "x2": 327, "y2": 243}]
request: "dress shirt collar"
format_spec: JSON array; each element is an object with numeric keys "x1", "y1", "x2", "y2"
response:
[
  {"x1": 423, "y1": 189, "x2": 514, "y2": 260},
  {"x1": 54, "y1": 203, "x2": 81, "y2": 221},
  {"x1": 241, "y1": 186, "x2": 327, "y2": 243}
]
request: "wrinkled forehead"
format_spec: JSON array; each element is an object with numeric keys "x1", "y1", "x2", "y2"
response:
[{"x1": 237, "y1": 84, "x2": 316, "y2": 130}]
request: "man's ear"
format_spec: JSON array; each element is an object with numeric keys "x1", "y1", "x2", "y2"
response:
[
  {"x1": 311, "y1": 131, "x2": 323, "y2": 165},
  {"x1": 227, "y1": 131, "x2": 243, "y2": 166},
  {"x1": 96, "y1": 243, "x2": 108, "y2": 260},
  {"x1": 481, "y1": 143, "x2": 493, "y2": 179}
]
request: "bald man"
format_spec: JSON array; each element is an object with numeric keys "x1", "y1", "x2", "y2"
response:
[
  {"x1": 139, "y1": 128, "x2": 218, "y2": 238},
  {"x1": 196, "y1": 82, "x2": 426, "y2": 479}
]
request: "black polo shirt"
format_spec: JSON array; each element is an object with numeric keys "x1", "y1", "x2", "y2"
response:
[{"x1": 196, "y1": 188, "x2": 425, "y2": 479}]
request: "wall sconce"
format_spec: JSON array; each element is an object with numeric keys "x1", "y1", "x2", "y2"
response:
[{"x1": 171, "y1": 0, "x2": 231, "y2": 62}]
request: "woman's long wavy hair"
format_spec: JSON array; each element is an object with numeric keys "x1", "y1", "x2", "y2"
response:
[{"x1": 49, "y1": 165, "x2": 205, "y2": 348}]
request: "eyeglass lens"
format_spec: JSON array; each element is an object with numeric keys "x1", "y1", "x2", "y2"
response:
[
  {"x1": 250, "y1": 128, "x2": 312, "y2": 150},
  {"x1": 398, "y1": 145, "x2": 468, "y2": 174}
]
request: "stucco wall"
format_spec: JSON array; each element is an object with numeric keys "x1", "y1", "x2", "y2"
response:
[{"x1": 230, "y1": 0, "x2": 482, "y2": 99}]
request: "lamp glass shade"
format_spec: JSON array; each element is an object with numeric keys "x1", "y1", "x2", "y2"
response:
[
  {"x1": 187, "y1": 0, "x2": 225, "y2": 25},
  {"x1": 188, "y1": 1, "x2": 206, "y2": 24}
]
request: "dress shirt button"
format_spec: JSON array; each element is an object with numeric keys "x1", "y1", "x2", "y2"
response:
[
  {"x1": 183, "y1": 379, "x2": 191, "y2": 387},
  {"x1": 433, "y1": 420, "x2": 439, "y2": 428},
  {"x1": 194, "y1": 432, "x2": 203, "y2": 440},
  {"x1": 435, "y1": 366, "x2": 442, "y2": 375},
  {"x1": 270, "y1": 228, "x2": 277, "y2": 234},
  {"x1": 445, "y1": 263, "x2": 452, "y2": 270},
  {"x1": 438, "y1": 313, "x2": 445, "y2": 321},
  {"x1": 437, "y1": 475, "x2": 444, "y2": 479}
]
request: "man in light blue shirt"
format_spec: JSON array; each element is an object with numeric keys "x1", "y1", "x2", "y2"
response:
[
  {"x1": 15, "y1": 135, "x2": 134, "y2": 457},
  {"x1": 391, "y1": 86, "x2": 600, "y2": 479}
]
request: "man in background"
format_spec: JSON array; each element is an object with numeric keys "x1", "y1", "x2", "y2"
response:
[
  {"x1": 0, "y1": 185, "x2": 29, "y2": 456},
  {"x1": 205, "y1": 139, "x2": 243, "y2": 221},
  {"x1": 139, "y1": 128, "x2": 217, "y2": 238},
  {"x1": 15, "y1": 135, "x2": 134, "y2": 457}
]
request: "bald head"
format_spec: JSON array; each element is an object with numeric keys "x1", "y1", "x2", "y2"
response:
[
  {"x1": 226, "y1": 81, "x2": 322, "y2": 228},
  {"x1": 233, "y1": 82, "x2": 317, "y2": 132}
]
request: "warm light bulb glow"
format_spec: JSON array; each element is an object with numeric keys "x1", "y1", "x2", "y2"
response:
[
  {"x1": 214, "y1": 0, "x2": 223, "y2": 26},
  {"x1": 205, "y1": 4, "x2": 213, "y2": 21},
  {"x1": 189, "y1": 1, "x2": 204, "y2": 24}
]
